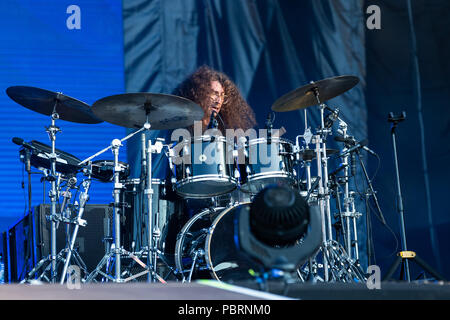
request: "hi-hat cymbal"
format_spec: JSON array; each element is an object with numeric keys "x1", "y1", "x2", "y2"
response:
[
  {"x1": 91, "y1": 93, "x2": 204, "y2": 130},
  {"x1": 6, "y1": 86, "x2": 102, "y2": 124},
  {"x1": 272, "y1": 75, "x2": 359, "y2": 112}
]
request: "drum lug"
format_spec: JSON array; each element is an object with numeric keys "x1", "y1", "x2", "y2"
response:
[
  {"x1": 183, "y1": 145, "x2": 190, "y2": 155},
  {"x1": 185, "y1": 166, "x2": 191, "y2": 177},
  {"x1": 280, "y1": 161, "x2": 286, "y2": 170},
  {"x1": 218, "y1": 164, "x2": 224, "y2": 175},
  {"x1": 207, "y1": 225, "x2": 215, "y2": 235},
  {"x1": 246, "y1": 165, "x2": 251, "y2": 174},
  {"x1": 234, "y1": 168, "x2": 240, "y2": 179},
  {"x1": 293, "y1": 168, "x2": 297, "y2": 177}
]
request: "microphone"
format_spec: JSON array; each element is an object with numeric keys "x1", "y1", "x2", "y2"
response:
[
  {"x1": 329, "y1": 163, "x2": 347, "y2": 177},
  {"x1": 324, "y1": 108, "x2": 339, "y2": 129},
  {"x1": 208, "y1": 110, "x2": 218, "y2": 129},
  {"x1": 334, "y1": 135, "x2": 355, "y2": 145},
  {"x1": 334, "y1": 135, "x2": 377, "y2": 156},
  {"x1": 12, "y1": 137, "x2": 38, "y2": 152}
]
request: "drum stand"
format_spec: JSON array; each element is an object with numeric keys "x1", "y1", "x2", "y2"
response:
[
  {"x1": 83, "y1": 127, "x2": 151, "y2": 283},
  {"x1": 309, "y1": 87, "x2": 365, "y2": 282},
  {"x1": 336, "y1": 119, "x2": 364, "y2": 264},
  {"x1": 59, "y1": 173, "x2": 92, "y2": 284}
]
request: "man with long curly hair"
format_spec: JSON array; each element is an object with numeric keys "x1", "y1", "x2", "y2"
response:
[{"x1": 173, "y1": 65, "x2": 257, "y2": 133}]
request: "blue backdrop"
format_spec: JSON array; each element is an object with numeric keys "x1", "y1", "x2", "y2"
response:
[{"x1": 0, "y1": 1, "x2": 126, "y2": 232}]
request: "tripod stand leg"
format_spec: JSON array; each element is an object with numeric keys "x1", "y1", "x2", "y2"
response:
[
  {"x1": 382, "y1": 256, "x2": 402, "y2": 281},
  {"x1": 84, "y1": 252, "x2": 114, "y2": 283},
  {"x1": 413, "y1": 255, "x2": 446, "y2": 281}
]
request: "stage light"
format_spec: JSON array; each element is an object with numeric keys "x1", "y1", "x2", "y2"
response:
[{"x1": 237, "y1": 185, "x2": 322, "y2": 272}]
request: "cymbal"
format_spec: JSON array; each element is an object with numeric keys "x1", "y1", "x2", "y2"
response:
[
  {"x1": 6, "y1": 86, "x2": 102, "y2": 124},
  {"x1": 91, "y1": 93, "x2": 204, "y2": 130},
  {"x1": 298, "y1": 148, "x2": 339, "y2": 161},
  {"x1": 272, "y1": 75, "x2": 359, "y2": 112}
]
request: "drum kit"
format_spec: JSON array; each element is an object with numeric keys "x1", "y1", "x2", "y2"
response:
[{"x1": 7, "y1": 74, "x2": 375, "y2": 285}]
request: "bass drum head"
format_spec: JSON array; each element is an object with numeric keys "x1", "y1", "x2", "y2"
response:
[
  {"x1": 174, "y1": 203, "x2": 261, "y2": 283},
  {"x1": 174, "y1": 208, "x2": 222, "y2": 280}
]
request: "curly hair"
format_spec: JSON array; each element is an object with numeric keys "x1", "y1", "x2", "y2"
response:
[{"x1": 173, "y1": 65, "x2": 257, "y2": 132}]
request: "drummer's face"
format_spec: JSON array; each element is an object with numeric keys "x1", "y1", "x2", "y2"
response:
[{"x1": 208, "y1": 80, "x2": 225, "y2": 115}]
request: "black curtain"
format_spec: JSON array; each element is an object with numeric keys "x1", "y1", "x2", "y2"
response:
[{"x1": 365, "y1": 0, "x2": 450, "y2": 279}]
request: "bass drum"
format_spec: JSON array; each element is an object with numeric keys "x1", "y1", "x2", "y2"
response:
[{"x1": 174, "y1": 203, "x2": 261, "y2": 282}]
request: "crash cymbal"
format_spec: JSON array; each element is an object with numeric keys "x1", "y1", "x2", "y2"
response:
[
  {"x1": 6, "y1": 86, "x2": 102, "y2": 124},
  {"x1": 91, "y1": 93, "x2": 204, "y2": 130},
  {"x1": 298, "y1": 148, "x2": 339, "y2": 161},
  {"x1": 272, "y1": 75, "x2": 359, "y2": 112}
]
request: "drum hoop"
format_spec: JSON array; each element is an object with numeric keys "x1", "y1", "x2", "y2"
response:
[
  {"x1": 244, "y1": 172, "x2": 296, "y2": 181},
  {"x1": 174, "y1": 207, "x2": 225, "y2": 276},
  {"x1": 204, "y1": 202, "x2": 251, "y2": 281},
  {"x1": 177, "y1": 135, "x2": 229, "y2": 145},
  {"x1": 121, "y1": 178, "x2": 164, "y2": 185},
  {"x1": 247, "y1": 137, "x2": 293, "y2": 146},
  {"x1": 174, "y1": 175, "x2": 237, "y2": 198},
  {"x1": 92, "y1": 159, "x2": 129, "y2": 167}
]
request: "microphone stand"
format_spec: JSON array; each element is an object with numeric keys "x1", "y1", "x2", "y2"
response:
[{"x1": 382, "y1": 112, "x2": 445, "y2": 282}]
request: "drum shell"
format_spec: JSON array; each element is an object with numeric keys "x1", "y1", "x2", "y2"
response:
[
  {"x1": 120, "y1": 178, "x2": 176, "y2": 252},
  {"x1": 171, "y1": 135, "x2": 238, "y2": 198},
  {"x1": 239, "y1": 137, "x2": 296, "y2": 193}
]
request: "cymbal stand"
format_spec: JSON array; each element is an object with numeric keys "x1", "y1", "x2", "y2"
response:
[
  {"x1": 309, "y1": 87, "x2": 364, "y2": 282},
  {"x1": 23, "y1": 102, "x2": 63, "y2": 283},
  {"x1": 46, "y1": 106, "x2": 62, "y2": 283},
  {"x1": 336, "y1": 119, "x2": 353, "y2": 257},
  {"x1": 144, "y1": 126, "x2": 166, "y2": 282},
  {"x1": 309, "y1": 86, "x2": 334, "y2": 281},
  {"x1": 82, "y1": 127, "x2": 149, "y2": 283}
]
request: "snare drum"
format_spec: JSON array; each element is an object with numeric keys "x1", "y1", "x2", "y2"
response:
[
  {"x1": 174, "y1": 203, "x2": 261, "y2": 282},
  {"x1": 239, "y1": 137, "x2": 296, "y2": 193},
  {"x1": 170, "y1": 135, "x2": 238, "y2": 198}
]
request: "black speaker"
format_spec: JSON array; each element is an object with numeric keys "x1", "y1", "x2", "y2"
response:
[{"x1": 4, "y1": 204, "x2": 112, "y2": 282}]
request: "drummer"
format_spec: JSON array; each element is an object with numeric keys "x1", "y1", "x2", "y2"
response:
[
  {"x1": 133, "y1": 66, "x2": 258, "y2": 254},
  {"x1": 170, "y1": 65, "x2": 257, "y2": 215}
]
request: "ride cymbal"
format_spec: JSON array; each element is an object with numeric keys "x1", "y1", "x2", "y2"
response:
[{"x1": 272, "y1": 75, "x2": 359, "y2": 112}]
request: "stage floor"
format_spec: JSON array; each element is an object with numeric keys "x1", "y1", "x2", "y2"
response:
[{"x1": 0, "y1": 280, "x2": 449, "y2": 300}]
